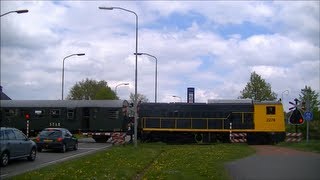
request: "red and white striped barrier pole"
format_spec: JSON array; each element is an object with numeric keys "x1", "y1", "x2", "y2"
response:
[
  {"x1": 26, "y1": 120, "x2": 29, "y2": 137},
  {"x1": 229, "y1": 122, "x2": 232, "y2": 142}
]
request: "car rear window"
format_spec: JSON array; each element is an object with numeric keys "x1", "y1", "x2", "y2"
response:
[{"x1": 39, "y1": 130, "x2": 62, "y2": 137}]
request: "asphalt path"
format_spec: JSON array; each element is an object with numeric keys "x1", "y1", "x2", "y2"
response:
[
  {"x1": 225, "y1": 145, "x2": 320, "y2": 180},
  {"x1": 0, "y1": 138, "x2": 112, "y2": 179}
]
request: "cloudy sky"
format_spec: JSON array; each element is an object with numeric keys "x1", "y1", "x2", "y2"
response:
[{"x1": 1, "y1": 1, "x2": 319, "y2": 111}]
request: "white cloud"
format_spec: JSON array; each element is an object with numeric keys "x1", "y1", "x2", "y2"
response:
[
  {"x1": 1, "y1": 1, "x2": 319, "y2": 111},
  {"x1": 271, "y1": 1, "x2": 320, "y2": 46}
]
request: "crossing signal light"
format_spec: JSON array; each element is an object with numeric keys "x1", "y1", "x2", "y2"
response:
[
  {"x1": 25, "y1": 113, "x2": 30, "y2": 120},
  {"x1": 289, "y1": 109, "x2": 304, "y2": 125}
]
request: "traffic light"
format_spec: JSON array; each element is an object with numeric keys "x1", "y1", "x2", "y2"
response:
[
  {"x1": 289, "y1": 109, "x2": 304, "y2": 125},
  {"x1": 25, "y1": 113, "x2": 30, "y2": 120}
]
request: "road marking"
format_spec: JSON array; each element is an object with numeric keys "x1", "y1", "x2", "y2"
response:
[
  {"x1": 78, "y1": 147, "x2": 99, "y2": 150},
  {"x1": 0, "y1": 144, "x2": 112, "y2": 179},
  {"x1": 36, "y1": 145, "x2": 111, "y2": 168}
]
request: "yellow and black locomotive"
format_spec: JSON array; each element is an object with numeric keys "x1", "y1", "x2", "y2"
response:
[{"x1": 138, "y1": 99, "x2": 285, "y2": 144}]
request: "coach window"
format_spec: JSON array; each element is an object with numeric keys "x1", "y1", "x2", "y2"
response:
[
  {"x1": 266, "y1": 106, "x2": 276, "y2": 115},
  {"x1": 184, "y1": 112, "x2": 190, "y2": 118},
  {"x1": 202, "y1": 112, "x2": 209, "y2": 118},
  {"x1": 67, "y1": 109, "x2": 74, "y2": 120},
  {"x1": 5, "y1": 109, "x2": 15, "y2": 116},
  {"x1": 174, "y1": 110, "x2": 179, "y2": 117},
  {"x1": 50, "y1": 109, "x2": 60, "y2": 118},
  {"x1": 35, "y1": 110, "x2": 45, "y2": 118},
  {"x1": 108, "y1": 110, "x2": 118, "y2": 120}
]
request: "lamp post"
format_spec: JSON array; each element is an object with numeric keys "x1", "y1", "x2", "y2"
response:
[
  {"x1": 172, "y1": 95, "x2": 182, "y2": 102},
  {"x1": 281, "y1": 90, "x2": 289, "y2": 102},
  {"x1": 1, "y1": 9, "x2": 28, "y2": 17},
  {"x1": 115, "y1": 83, "x2": 129, "y2": 95},
  {"x1": 61, "y1": 53, "x2": 85, "y2": 100},
  {"x1": 134, "y1": 53, "x2": 158, "y2": 103},
  {"x1": 99, "y1": 6, "x2": 139, "y2": 147},
  {"x1": 301, "y1": 86, "x2": 311, "y2": 143}
]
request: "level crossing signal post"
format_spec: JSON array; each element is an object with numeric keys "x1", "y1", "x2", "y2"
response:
[{"x1": 288, "y1": 98, "x2": 304, "y2": 133}]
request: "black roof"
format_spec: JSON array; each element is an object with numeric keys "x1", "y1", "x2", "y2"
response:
[
  {"x1": 0, "y1": 88, "x2": 11, "y2": 100},
  {"x1": 0, "y1": 100, "x2": 128, "y2": 108}
]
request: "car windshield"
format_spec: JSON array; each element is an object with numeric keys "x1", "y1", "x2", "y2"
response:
[{"x1": 39, "y1": 130, "x2": 62, "y2": 137}]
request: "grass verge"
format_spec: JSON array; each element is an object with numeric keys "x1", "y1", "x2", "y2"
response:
[
  {"x1": 12, "y1": 143, "x2": 254, "y2": 180},
  {"x1": 277, "y1": 140, "x2": 320, "y2": 153}
]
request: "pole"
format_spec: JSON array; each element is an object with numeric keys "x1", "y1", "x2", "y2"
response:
[
  {"x1": 61, "y1": 53, "x2": 85, "y2": 100},
  {"x1": 302, "y1": 86, "x2": 310, "y2": 143},
  {"x1": 229, "y1": 122, "x2": 232, "y2": 142},
  {"x1": 307, "y1": 120, "x2": 309, "y2": 143},
  {"x1": 135, "y1": 53, "x2": 157, "y2": 103},
  {"x1": 155, "y1": 56, "x2": 157, "y2": 103},
  {"x1": 62, "y1": 58, "x2": 66, "y2": 100},
  {"x1": 294, "y1": 98, "x2": 298, "y2": 133},
  {"x1": 306, "y1": 92, "x2": 310, "y2": 143},
  {"x1": 0, "y1": 10, "x2": 28, "y2": 17},
  {"x1": 26, "y1": 120, "x2": 29, "y2": 137},
  {"x1": 133, "y1": 10, "x2": 138, "y2": 148},
  {"x1": 98, "y1": 7, "x2": 138, "y2": 147},
  {"x1": 115, "y1": 83, "x2": 129, "y2": 95},
  {"x1": 281, "y1": 90, "x2": 289, "y2": 102}
]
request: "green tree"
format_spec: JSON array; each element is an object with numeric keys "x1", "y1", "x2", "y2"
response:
[
  {"x1": 239, "y1": 71, "x2": 277, "y2": 101},
  {"x1": 129, "y1": 93, "x2": 149, "y2": 104},
  {"x1": 67, "y1": 78, "x2": 118, "y2": 100},
  {"x1": 299, "y1": 86, "x2": 319, "y2": 120}
]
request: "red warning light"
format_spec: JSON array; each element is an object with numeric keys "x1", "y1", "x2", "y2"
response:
[{"x1": 299, "y1": 118, "x2": 303, "y2": 124}]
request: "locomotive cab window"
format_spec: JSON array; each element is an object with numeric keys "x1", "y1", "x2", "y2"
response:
[{"x1": 266, "y1": 106, "x2": 276, "y2": 115}]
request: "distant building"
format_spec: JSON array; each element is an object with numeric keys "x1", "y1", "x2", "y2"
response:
[{"x1": 0, "y1": 86, "x2": 11, "y2": 100}]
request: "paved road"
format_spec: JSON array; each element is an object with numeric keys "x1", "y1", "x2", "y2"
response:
[
  {"x1": 225, "y1": 145, "x2": 320, "y2": 180},
  {"x1": 1, "y1": 139, "x2": 112, "y2": 179}
]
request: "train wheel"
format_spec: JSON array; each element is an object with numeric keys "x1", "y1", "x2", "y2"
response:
[{"x1": 194, "y1": 133, "x2": 203, "y2": 144}]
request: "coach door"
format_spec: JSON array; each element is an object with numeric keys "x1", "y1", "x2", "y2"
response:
[{"x1": 81, "y1": 108, "x2": 90, "y2": 130}]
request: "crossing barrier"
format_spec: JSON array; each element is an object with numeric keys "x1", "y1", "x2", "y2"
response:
[
  {"x1": 285, "y1": 132, "x2": 303, "y2": 142},
  {"x1": 111, "y1": 132, "x2": 126, "y2": 145},
  {"x1": 230, "y1": 133, "x2": 247, "y2": 143}
]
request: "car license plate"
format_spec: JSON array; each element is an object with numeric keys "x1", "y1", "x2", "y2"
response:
[{"x1": 44, "y1": 139, "x2": 52, "y2": 142}]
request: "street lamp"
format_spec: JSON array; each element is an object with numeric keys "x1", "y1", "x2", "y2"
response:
[
  {"x1": 115, "y1": 83, "x2": 129, "y2": 95},
  {"x1": 61, "y1": 53, "x2": 85, "y2": 100},
  {"x1": 134, "y1": 53, "x2": 158, "y2": 103},
  {"x1": 281, "y1": 90, "x2": 289, "y2": 102},
  {"x1": 99, "y1": 6, "x2": 139, "y2": 147},
  {"x1": 1, "y1": 9, "x2": 28, "y2": 17},
  {"x1": 172, "y1": 95, "x2": 182, "y2": 102},
  {"x1": 0, "y1": 9, "x2": 28, "y2": 89}
]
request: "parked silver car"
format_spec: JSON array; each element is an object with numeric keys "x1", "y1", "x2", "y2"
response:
[{"x1": 0, "y1": 127, "x2": 37, "y2": 167}]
